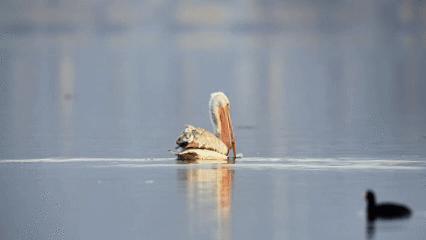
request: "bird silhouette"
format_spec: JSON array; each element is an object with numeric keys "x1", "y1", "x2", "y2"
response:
[{"x1": 365, "y1": 190, "x2": 411, "y2": 221}]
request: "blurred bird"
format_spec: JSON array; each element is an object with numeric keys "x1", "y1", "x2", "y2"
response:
[
  {"x1": 365, "y1": 190, "x2": 411, "y2": 221},
  {"x1": 175, "y1": 92, "x2": 236, "y2": 162}
]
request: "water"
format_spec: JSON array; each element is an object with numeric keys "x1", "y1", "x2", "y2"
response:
[
  {"x1": 1, "y1": 0, "x2": 426, "y2": 239},
  {"x1": 0, "y1": 158, "x2": 425, "y2": 240}
]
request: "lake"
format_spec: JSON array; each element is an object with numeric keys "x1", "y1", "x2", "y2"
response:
[{"x1": 1, "y1": 0, "x2": 426, "y2": 239}]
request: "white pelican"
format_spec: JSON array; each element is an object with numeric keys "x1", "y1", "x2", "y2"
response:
[{"x1": 176, "y1": 92, "x2": 236, "y2": 162}]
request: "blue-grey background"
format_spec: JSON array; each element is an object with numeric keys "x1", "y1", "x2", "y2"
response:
[
  {"x1": 0, "y1": 1, "x2": 426, "y2": 240},
  {"x1": 1, "y1": 0, "x2": 426, "y2": 159}
]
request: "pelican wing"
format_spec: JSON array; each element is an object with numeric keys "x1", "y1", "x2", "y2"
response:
[
  {"x1": 176, "y1": 149, "x2": 228, "y2": 162},
  {"x1": 176, "y1": 125, "x2": 228, "y2": 156}
]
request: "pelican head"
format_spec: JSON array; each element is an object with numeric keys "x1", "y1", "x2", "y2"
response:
[{"x1": 209, "y1": 92, "x2": 236, "y2": 157}]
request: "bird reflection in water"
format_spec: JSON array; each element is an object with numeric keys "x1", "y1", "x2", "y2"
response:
[
  {"x1": 179, "y1": 165, "x2": 234, "y2": 240},
  {"x1": 366, "y1": 220, "x2": 375, "y2": 240}
]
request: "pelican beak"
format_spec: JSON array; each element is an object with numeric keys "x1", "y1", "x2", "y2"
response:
[
  {"x1": 225, "y1": 104, "x2": 237, "y2": 159},
  {"x1": 218, "y1": 103, "x2": 237, "y2": 159},
  {"x1": 226, "y1": 104, "x2": 237, "y2": 159}
]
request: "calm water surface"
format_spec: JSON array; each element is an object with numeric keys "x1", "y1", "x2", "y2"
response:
[
  {"x1": 1, "y1": 1, "x2": 426, "y2": 239},
  {"x1": 0, "y1": 158, "x2": 425, "y2": 240}
]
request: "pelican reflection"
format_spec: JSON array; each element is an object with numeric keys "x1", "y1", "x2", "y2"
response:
[{"x1": 179, "y1": 165, "x2": 234, "y2": 240}]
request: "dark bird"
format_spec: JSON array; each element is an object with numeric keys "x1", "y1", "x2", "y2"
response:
[{"x1": 365, "y1": 190, "x2": 411, "y2": 221}]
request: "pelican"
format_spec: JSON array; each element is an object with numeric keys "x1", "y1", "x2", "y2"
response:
[{"x1": 176, "y1": 92, "x2": 236, "y2": 162}]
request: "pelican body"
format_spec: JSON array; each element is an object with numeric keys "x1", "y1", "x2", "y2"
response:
[{"x1": 176, "y1": 92, "x2": 236, "y2": 162}]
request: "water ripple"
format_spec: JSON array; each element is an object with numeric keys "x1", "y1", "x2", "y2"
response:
[{"x1": 0, "y1": 157, "x2": 425, "y2": 170}]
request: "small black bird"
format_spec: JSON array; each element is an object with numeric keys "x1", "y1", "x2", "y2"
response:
[{"x1": 365, "y1": 190, "x2": 411, "y2": 221}]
